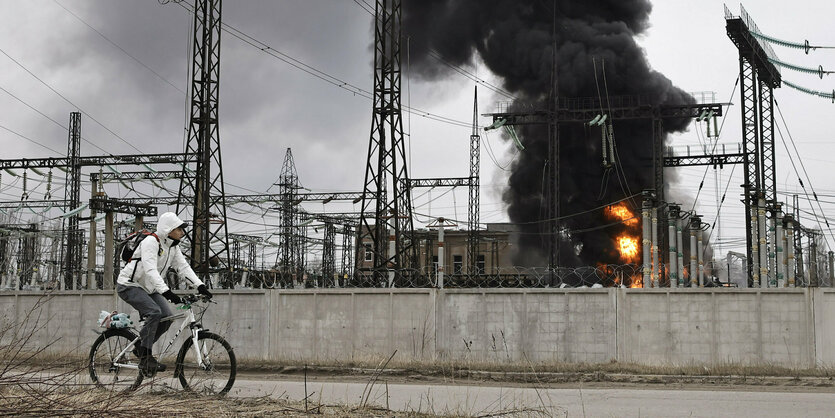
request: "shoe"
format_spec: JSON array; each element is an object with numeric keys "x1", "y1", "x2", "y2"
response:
[{"x1": 139, "y1": 351, "x2": 167, "y2": 376}]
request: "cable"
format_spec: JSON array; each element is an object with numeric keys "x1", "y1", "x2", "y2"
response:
[
  {"x1": 169, "y1": 1, "x2": 472, "y2": 129},
  {"x1": 0, "y1": 84, "x2": 111, "y2": 154},
  {"x1": 768, "y1": 57, "x2": 834, "y2": 79},
  {"x1": 774, "y1": 101, "x2": 834, "y2": 248},
  {"x1": 689, "y1": 76, "x2": 739, "y2": 214},
  {"x1": 52, "y1": 0, "x2": 186, "y2": 95},
  {"x1": 0, "y1": 47, "x2": 144, "y2": 154},
  {"x1": 750, "y1": 31, "x2": 835, "y2": 53},
  {"x1": 0, "y1": 124, "x2": 64, "y2": 155},
  {"x1": 782, "y1": 79, "x2": 835, "y2": 101}
]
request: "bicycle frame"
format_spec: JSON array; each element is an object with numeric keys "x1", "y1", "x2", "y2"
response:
[{"x1": 112, "y1": 302, "x2": 206, "y2": 371}]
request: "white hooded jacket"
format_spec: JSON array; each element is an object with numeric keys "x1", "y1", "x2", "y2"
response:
[{"x1": 116, "y1": 212, "x2": 203, "y2": 294}]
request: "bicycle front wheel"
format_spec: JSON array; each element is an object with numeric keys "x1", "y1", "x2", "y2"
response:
[
  {"x1": 88, "y1": 328, "x2": 143, "y2": 391},
  {"x1": 175, "y1": 331, "x2": 236, "y2": 395}
]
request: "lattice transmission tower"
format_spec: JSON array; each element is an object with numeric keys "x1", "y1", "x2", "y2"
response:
[
  {"x1": 276, "y1": 148, "x2": 303, "y2": 282},
  {"x1": 176, "y1": 0, "x2": 230, "y2": 284},
  {"x1": 467, "y1": 87, "x2": 480, "y2": 277},
  {"x1": 62, "y1": 112, "x2": 82, "y2": 288},
  {"x1": 356, "y1": 0, "x2": 417, "y2": 285}
]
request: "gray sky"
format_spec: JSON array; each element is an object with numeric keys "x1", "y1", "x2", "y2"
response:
[{"x1": 0, "y1": 0, "x2": 833, "y2": 261}]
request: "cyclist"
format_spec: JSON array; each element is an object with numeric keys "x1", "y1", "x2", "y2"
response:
[{"x1": 116, "y1": 212, "x2": 213, "y2": 374}]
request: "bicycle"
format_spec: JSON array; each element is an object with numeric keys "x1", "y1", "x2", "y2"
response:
[{"x1": 88, "y1": 294, "x2": 237, "y2": 395}]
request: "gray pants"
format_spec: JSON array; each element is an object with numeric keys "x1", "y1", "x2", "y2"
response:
[{"x1": 117, "y1": 284, "x2": 173, "y2": 351}]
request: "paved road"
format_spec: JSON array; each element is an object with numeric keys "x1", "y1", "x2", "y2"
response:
[{"x1": 202, "y1": 376, "x2": 835, "y2": 417}]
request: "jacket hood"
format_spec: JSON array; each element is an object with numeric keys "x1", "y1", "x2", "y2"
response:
[{"x1": 156, "y1": 212, "x2": 186, "y2": 238}]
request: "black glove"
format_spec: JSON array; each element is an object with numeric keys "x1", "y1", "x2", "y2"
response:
[
  {"x1": 197, "y1": 284, "x2": 213, "y2": 299},
  {"x1": 162, "y1": 290, "x2": 183, "y2": 305}
]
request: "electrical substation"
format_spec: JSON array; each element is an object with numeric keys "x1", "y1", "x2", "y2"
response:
[{"x1": 1, "y1": 2, "x2": 831, "y2": 292}]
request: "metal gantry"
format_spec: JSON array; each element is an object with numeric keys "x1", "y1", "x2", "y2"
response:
[
  {"x1": 357, "y1": 0, "x2": 416, "y2": 285},
  {"x1": 485, "y1": 99, "x2": 725, "y2": 272},
  {"x1": 176, "y1": 0, "x2": 230, "y2": 285},
  {"x1": 726, "y1": 4, "x2": 782, "y2": 285}
]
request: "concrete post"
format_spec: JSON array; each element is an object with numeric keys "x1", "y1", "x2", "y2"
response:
[
  {"x1": 134, "y1": 216, "x2": 144, "y2": 232},
  {"x1": 642, "y1": 199, "x2": 651, "y2": 288},
  {"x1": 86, "y1": 198, "x2": 97, "y2": 289},
  {"x1": 103, "y1": 212, "x2": 114, "y2": 290},
  {"x1": 689, "y1": 217, "x2": 698, "y2": 288},
  {"x1": 785, "y1": 215, "x2": 796, "y2": 287},
  {"x1": 668, "y1": 205, "x2": 679, "y2": 288},
  {"x1": 651, "y1": 207, "x2": 658, "y2": 288},
  {"x1": 437, "y1": 218, "x2": 445, "y2": 289},
  {"x1": 810, "y1": 235, "x2": 819, "y2": 287},
  {"x1": 698, "y1": 231, "x2": 705, "y2": 287},
  {"x1": 676, "y1": 216, "x2": 685, "y2": 287},
  {"x1": 776, "y1": 210, "x2": 785, "y2": 287},
  {"x1": 751, "y1": 200, "x2": 760, "y2": 288},
  {"x1": 388, "y1": 227, "x2": 396, "y2": 287},
  {"x1": 768, "y1": 206, "x2": 777, "y2": 287},
  {"x1": 758, "y1": 197, "x2": 768, "y2": 288}
]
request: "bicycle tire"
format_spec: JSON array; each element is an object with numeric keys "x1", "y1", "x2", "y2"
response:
[
  {"x1": 88, "y1": 328, "x2": 143, "y2": 391},
  {"x1": 175, "y1": 331, "x2": 236, "y2": 395}
]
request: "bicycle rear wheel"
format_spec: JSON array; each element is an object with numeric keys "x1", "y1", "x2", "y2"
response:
[
  {"x1": 175, "y1": 331, "x2": 236, "y2": 395},
  {"x1": 88, "y1": 328, "x2": 143, "y2": 391}
]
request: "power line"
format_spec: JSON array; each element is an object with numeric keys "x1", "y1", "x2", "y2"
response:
[
  {"x1": 0, "y1": 84, "x2": 111, "y2": 154},
  {"x1": 52, "y1": 0, "x2": 186, "y2": 95},
  {"x1": 170, "y1": 1, "x2": 471, "y2": 129},
  {"x1": 774, "y1": 98, "x2": 834, "y2": 248},
  {"x1": 0, "y1": 47, "x2": 144, "y2": 154}
]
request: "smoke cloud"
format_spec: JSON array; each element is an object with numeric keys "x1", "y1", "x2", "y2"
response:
[{"x1": 403, "y1": 0, "x2": 694, "y2": 269}]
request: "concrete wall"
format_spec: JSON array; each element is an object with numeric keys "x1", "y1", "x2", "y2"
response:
[{"x1": 0, "y1": 288, "x2": 831, "y2": 369}]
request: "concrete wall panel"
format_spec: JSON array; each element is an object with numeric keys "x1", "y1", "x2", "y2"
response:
[
  {"x1": 714, "y1": 292, "x2": 760, "y2": 364},
  {"x1": 275, "y1": 292, "x2": 316, "y2": 361},
  {"x1": 815, "y1": 289, "x2": 835, "y2": 366},
  {"x1": 0, "y1": 288, "x2": 832, "y2": 369},
  {"x1": 390, "y1": 291, "x2": 434, "y2": 361}
]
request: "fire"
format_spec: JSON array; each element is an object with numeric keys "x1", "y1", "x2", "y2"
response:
[
  {"x1": 606, "y1": 203, "x2": 638, "y2": 226},
  {"x1": 599, "y1": 202, "x2": 644, "y2": 288},
  {"x1": 617, "y1": 235, "x2": 639, "y2": 262}
]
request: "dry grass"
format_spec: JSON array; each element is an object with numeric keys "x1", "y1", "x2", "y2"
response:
[
  {"x1": 1, "y1": 296, "x2": 545, "y2": 417},
  {"x1": 241, "y1": 358, "x2": 835, "y2": 380},
  {"x1": 0, "y1": 387, "x2": 452, "y2": 417}
]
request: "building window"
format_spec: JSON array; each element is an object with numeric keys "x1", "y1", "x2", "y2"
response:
[
  {"x1": 364, "y1": 243, "x2": 372, "y2": 262},
  {"x1": 453, "y1": 255, "x2": 463, "y2": 274},
  {"x1": 477, "y1": 254, "x2": 485, "y2": 273}
]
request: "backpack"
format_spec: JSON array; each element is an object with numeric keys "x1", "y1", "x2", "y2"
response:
[{"x1": 118, "y1": 230, "x2": 160, "y2": 263}]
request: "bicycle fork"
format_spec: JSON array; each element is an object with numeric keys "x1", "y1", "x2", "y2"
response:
[{"x1": 190, "y1": 328, "x2": 207, "y2": 369}]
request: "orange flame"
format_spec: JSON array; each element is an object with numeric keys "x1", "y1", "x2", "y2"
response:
[
  {"x1": 606, "y1": 203, "x2": 638, "y2": 226},
  {"x1": 617, "y1": 235, "x2": 639, "y2": 262},
  {"x1": 630, "y1": 274, "x2": 643, "y2": 288}
]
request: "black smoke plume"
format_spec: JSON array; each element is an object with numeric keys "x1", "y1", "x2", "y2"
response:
[{"x1": 403, "y1": 0, "x2": 694, "y2": 269}]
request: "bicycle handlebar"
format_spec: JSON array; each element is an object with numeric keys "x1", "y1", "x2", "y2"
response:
[{"x1": 178, "y1": 293, "x2": 214, "y2": 308}]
